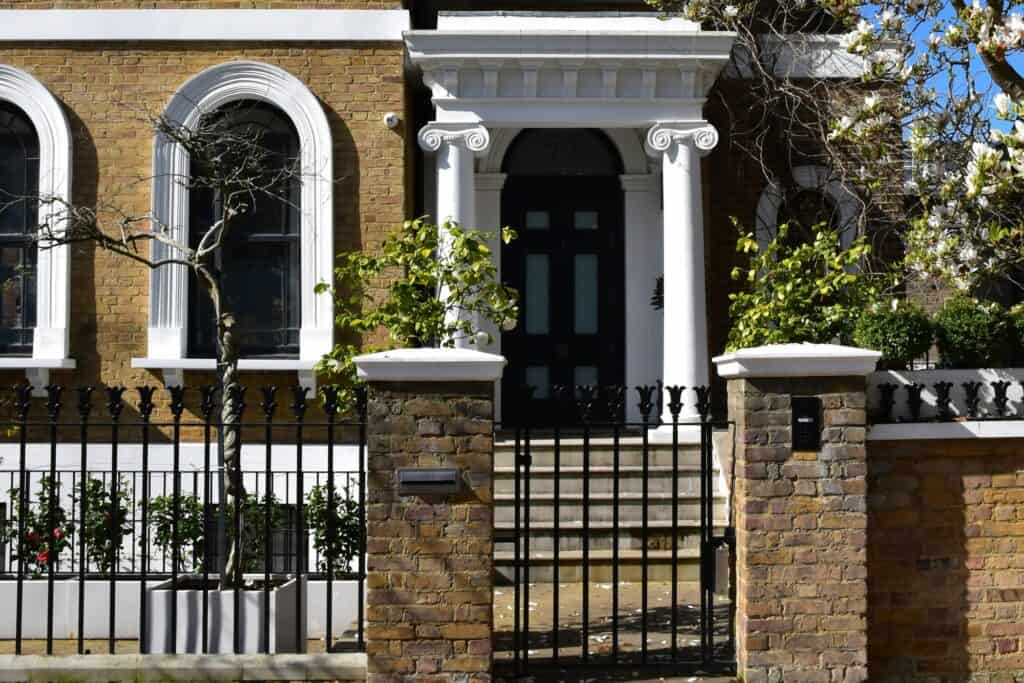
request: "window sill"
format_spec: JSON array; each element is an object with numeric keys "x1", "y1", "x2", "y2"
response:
[
  {"x1": 131, "y1": 357, "x2": 319, "y2": 391},
  {"x1": 0, "y1": 358, "x2": 77, "y2": 396}
]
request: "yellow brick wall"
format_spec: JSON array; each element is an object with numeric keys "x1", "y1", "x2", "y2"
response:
[
  {"x1": 0, "y1": 42, "x2": 408, "y2": 426},
  {"x1": 869, "y1": 438, "x2": 1024, "y2": 680}
]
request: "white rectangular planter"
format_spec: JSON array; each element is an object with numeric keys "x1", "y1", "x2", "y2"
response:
[
  {"x1": 142, "y1": 575, "x2": 307, "y2": 654},
  {"x1": 0, "y1": 578, "x2": 358, "y2": 641},
  {"x1": 0, "y1": 579, "x2": 139, "y2": 639}
]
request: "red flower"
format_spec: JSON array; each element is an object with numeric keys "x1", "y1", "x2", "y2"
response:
[
  {"x1": 37, "y1": 550, "x2": 49, "y2": 564},
  {"x1": 26, "y1": 530, "x2": 38, "y2": 543},
  {"x1": 52, "y1": 528, "x2": 62, "y2": 540}
]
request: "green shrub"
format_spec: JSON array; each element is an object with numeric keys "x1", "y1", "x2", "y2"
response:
[
  {"x1": 852, "y1": 302, "x2": 933, "y2": 369},
  {"x1": 726, "y1": 223, "x2": 888, "y2": 350},
  {"x1": 934, "y1": 297, "x2": 1010, "y2": 368}
]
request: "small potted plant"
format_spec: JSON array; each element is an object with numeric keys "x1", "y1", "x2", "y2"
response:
[
  {"x1": 143, "y1": 492, "x2": 304, "y2": 653},
  {"x1": 1, "y1": 476, "x2": 73, "y2": 638},
  {"x1": 304, "y1": 483, "x2": 362, "y2": 643}
]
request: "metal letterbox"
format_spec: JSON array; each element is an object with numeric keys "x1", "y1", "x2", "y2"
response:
[
  {"x1": 792, "y1": 396, "x2": 821, "y2": 451},
  {"x1": 398, "y1": 468, "x2": 460, "y2": 496}
]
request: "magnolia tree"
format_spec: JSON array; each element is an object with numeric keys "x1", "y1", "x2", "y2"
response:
[
  {"x1": 838, "y1": 0, "x2": 1024, "y2": 296},
  {"x1": 648, "y1": 0, "x2": 1024, "y2": 300}
]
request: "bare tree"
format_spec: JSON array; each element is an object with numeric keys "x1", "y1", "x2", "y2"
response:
[{"x1": 7, "y1": 102, "x2": 304, "y2": 589}]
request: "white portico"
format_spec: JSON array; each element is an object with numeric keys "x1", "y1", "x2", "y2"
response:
[{"x1": 405, "y1": 13, "x2": 736, "y2": 432}]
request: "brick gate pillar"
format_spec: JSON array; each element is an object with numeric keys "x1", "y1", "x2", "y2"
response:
[
  {"x1": 353, "y1": 348, "x2": 505, "y2": 683},
  {"x1": 713, "y1": 344, "x2": 880, "y2": 683}
]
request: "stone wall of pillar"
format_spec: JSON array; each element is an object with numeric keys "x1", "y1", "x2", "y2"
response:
[
  {"x1": 355, "y1": 348, "x2": 504, "y2": 683},
  {"x1": 716, "y1": 345, "x2": 878, "y2": 683}
]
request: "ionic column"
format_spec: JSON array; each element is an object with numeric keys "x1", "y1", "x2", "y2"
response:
[
  {"x1": 646, "y1": 122, "x2": 719, "y2": 431},
  {"x1": 418, "y1": 124, "x2": 492, "y2": 349}
]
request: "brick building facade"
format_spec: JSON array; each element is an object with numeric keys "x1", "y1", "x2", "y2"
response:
[{"x1": 0, "y1": 3, "x2": 880, "y2": 432}]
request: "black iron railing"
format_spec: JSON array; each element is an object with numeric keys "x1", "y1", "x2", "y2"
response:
[
  {"x1": 497, "y1": 383, "x2": 735, "y2": 676},
  {"x1": 0, "y1": 383, "x2": 366, "y2": 656},
  {"x1": 872, "y1": 378, "x2": 1024, "y2": 423}
]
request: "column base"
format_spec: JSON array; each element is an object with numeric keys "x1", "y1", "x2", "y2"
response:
[{"x1": 648, "y1": 422, "x2": 703, "y2": 444}]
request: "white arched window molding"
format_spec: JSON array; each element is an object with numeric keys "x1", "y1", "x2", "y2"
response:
[
  {"x1": 754, "y1": 165, "x2": 860, "y2": 253},
  {"x1": 0, "y1": 64, "x2": 75, "y2": 389},
  {"x1": 135, "y1": 61, "x2": 333, "y2": 389}
]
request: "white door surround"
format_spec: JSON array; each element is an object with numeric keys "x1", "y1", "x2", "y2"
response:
[{"x1": 406, "y1": 12, "x2": 737, "y2": 432}]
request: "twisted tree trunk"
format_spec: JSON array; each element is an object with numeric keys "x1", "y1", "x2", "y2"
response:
[{"x1": 217, "y1": 311, "x2": 245, "y2": 589}]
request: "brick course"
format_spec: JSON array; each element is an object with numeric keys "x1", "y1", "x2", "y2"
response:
[
  {"x1": 364, "y1": 380, "x2": 494, "y2": 683},
  {"x1": 728, "y1": 376, "x2": 869, "y2": 683}
]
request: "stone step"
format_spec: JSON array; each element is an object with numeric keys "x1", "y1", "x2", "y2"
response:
[
  {"x1": 494, "y1": 465, "x2": 725, "y2": 497},
  {"x1": 494, "y1": 549, "x2": 703, "y2": 583},
  {"x1": 494, "y1": 439, "x2": 705, "y2": 469},
  {"x1": 495, "y1": 492, "x2": 727, "y2": 525},
  {"x1": 493, "y1": 520, "x2": 729, "y2": 553}
]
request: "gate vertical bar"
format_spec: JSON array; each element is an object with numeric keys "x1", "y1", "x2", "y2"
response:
[
  {"x1": 290, "y1": 386, "x2": 308, "y2": 653},
  {"x1": 106, "y1": 387, "x2": 125, "y2": 654},
  {"x1": 323, "y1": 386, "x2": 339, "y2": 653},
  {"x1": 13, "y1": 384, "x2": 30, "y2": 656},
  {"x1": 522, "y1": 426, "x2": 531, "y2": 675},
  {"x1": 260, "y1": 386, "x2": 278, "y2": 654},
  {"x1": 45, "y1": 386, "x2": 62, "y2": 656},
  {"x1": 699, "y1": 399, "x2": 712, "y2": 666},
  {"x1": 552, "y1": 420, "x2": 560, "y2": 665},
  {"x1": 200, "y1": 386, "x2": 217, "y2": 654},
  {"x1": 512, "y1": 427, "x2": 521, "y2": 675},
  {"x1": 168, "y1": 387, "x2": 185, "y2": 653},
  {"x1": 358, "y1": 387, "x2": 367, "y2": 651},
  {"x1": 607, "y1": 385, "x2": 624, "y2": 664},
  {"x1": 77, "y1": 387, "x2": 93, "y2": 655},
  {"x1": 636, "y1": 385, "x2": 656, "y2": 665},
  {"x1": 666, "y1": 386, "x2": 684, "y2": 662},
  {"x1": 230, "y1": 385, "x2": 247, "y2": 655},
  {"x1": 139, "y1": 387, "x2": 157, "y2": 654},
  {"x1": 580, "y1": 386, "x2": 593, "y2": 665}
]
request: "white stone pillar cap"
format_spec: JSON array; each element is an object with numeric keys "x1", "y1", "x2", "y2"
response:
[
  {"x1": 354, "y1": 347, "x2": 507, "y2": 382},
  {"x1": 713, "y1": 343, "x2": 880, "y2": 379}
]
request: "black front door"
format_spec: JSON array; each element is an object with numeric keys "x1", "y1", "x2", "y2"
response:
[{"x1": 501, "y1": 175, "x2": 625, "y2": 424}]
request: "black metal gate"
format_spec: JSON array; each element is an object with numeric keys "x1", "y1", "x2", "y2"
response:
[{"x1": 495, "y1": 384, "x2": 735, "y2": 676}]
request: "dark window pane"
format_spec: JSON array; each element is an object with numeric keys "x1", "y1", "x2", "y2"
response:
[
  {"x1": 0, "y1": 102, "x2": 39, "y2": 355},
  {"x1": 777, "y1": 189, "x2": 839, "y2": 247},
  {"x1": 187, "y1": 101, "x2": 301, "y2": 358}
]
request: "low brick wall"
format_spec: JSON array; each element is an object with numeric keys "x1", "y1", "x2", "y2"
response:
[{"x1": 868, "y1": 438, "x2": 1024, "y2": 681}]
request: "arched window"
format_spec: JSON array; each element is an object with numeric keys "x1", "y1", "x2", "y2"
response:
[
  {"x1": 187, "y1": 101, "x2": 301, "y2": 358},
  {"x1": 146, "y1": 61, "x2": 334, "y2": 373},
  {"x1": 0, "y1": 101, "x2": 39, "y2": 355},
  {"x1": 755, "y1": 165, "x2": 859, "y2": 253},
  {"x1": 776, "y1": 187, "x2": 841, "y2": 247}
]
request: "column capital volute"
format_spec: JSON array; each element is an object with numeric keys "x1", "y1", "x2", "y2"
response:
[
  {"x1": 645, "y1": 122, "x2": 719, "y2": 158},
  {"x1": 418, "y1": 123, "x2": 492, "y2": 154}
]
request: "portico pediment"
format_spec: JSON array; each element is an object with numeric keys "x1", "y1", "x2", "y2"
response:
[{"x1": 404, "y1": 12, "x2": 736, "y2": 128}]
